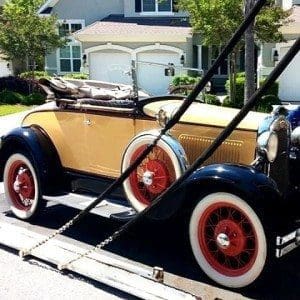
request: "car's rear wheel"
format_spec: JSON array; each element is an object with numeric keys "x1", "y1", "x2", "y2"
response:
[
  {"x1": 3, "y1": 153, "x2": 43, "y2": 220},
  {"x1": 122, "y1": 133, "x2": 187, "y2": 212},
  {"x1": 189, "y1": 192, "x2": 267, "y2": 288}
]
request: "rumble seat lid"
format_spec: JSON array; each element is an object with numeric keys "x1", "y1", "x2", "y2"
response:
[{"x1": 143, "y1": 100, "x2": 268, "y2": 131}]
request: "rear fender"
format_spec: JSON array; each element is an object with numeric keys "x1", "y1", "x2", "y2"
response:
[{"x1": 0, "y1": 126, "x2": 62, "y2": 194}]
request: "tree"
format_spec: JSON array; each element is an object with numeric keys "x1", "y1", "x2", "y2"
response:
[
  {"x1": 0, "y1": 0, "x2": 65, "y2": 74},
  {"x1": 178, "y1": 0, "x2": 291, "y2": 104},
  {"x1": 244, "y1": 0, "x2": 256, "y2": 103}
]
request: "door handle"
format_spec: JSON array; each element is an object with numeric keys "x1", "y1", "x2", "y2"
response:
[{"x1": 83, "y1": 119, "x2": 92, "y2": 126}]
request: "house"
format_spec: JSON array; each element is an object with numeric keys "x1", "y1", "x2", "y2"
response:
[
  {"x1": 43, "y1": 1, "x2": 296, "y2": 97},
  {"x1": 258, "y1": 0, "x2": 300, "y2": 102},
  {"x1": 40, "y1": 0, "x2": 200, "y2": 95},
  {"x1": 0, "y1": 0, "x2": 12, "y2": 77}
]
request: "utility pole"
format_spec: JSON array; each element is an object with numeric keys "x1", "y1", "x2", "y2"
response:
[{"x1": 244, "y1": 0, "x2": 256, "y2": 104}]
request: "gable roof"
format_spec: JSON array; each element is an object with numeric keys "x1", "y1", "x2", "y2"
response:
[
  {"x1": 75, "y1": 15, "x2": 192, "y2": 43},
  {"x1": 281, "y1": 5, "x2": 300, "y2": 34},
  {"x1": 38, "y1": 0, "x2": 60, "y2": 14}
]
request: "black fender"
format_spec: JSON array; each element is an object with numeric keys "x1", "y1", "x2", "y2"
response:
[
  {"x1": 149, "y1": 163, "x2": 283, "y2": 224},
  {"x1": 0, "y1": 126, "x2": 62, "y2": 194}
]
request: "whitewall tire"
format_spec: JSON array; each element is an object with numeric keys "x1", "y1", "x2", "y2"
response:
[
  {"x1": 122, "y1": 133, "x2": 187, "y2": 212},
  {"x1": 3, "y1": 153, "x2": 42, "y2": 220},
  {"x1": 189, "y1": 192, "x2": 267, "y2": 288}
]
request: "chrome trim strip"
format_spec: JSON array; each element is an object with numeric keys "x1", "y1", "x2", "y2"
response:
[{"x1": 70, "y1": 103, "x2": 135, "y2": 113}]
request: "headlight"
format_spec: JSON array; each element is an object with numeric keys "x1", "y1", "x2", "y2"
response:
[
  {"x1": 156, "y1": 109, "x2": 169, "y2": 128},
  {"x1": 257, "y1": 131, "x2": 278, "y2": 163}
]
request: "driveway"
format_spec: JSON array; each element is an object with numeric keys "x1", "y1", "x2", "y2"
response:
[
  {"x1": 0, "y1": 102, "x2": 55, "y2": 137},
  {"x1": 0, "y1": 110, "x2": 29, "y2": 136}
]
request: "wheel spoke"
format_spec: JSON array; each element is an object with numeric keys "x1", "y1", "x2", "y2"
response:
[{"x1": 197, "y1": 200, "x2": 259, "y2": 277}]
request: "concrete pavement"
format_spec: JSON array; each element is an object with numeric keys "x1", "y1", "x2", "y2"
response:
[
  {"x1": 0, "y1": 102, "x2": 55, "y2": 136},
  {"x1": 0, "y1": 110, "x2": 30, "y2": 136}
]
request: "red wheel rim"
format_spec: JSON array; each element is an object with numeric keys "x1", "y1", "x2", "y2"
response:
[
  {"x1": 198, "y1": 202, "x2": 258, "y2": 277},
  {"x1": 129, "y1": 145, "x2": 176, "y2": 206},
  {"x1": 7, "y1": 160, "x2": 35, "y2": 211}
]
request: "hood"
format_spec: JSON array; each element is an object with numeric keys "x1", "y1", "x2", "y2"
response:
[{"x1": 143, "y1": 100, "x2": 268, "y2": 131}]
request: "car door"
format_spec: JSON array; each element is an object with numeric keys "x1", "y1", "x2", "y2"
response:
[
  {"x1": 83, "y1": 111, "x2": 135, "y2": 178},
  {"x1": 22, "y1": 110, "x2": 89, "y2": 172}
]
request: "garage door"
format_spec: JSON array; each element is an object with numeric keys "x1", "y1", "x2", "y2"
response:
[
  {"x1": 89, "y1": 51, "x2": 132, "y2": 85},
  {"x1": 0, "y1": 60, "x2": 11, "y2": 78},
  {"x1": 137, "y1": 51, "x2": 181, "y2": 95},
  {"x1": 279, "y1": 47, "x2": 300, "y2": 102}
]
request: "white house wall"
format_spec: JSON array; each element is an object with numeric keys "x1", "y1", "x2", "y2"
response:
[
  {"x1": 277, "y1": 41, "x2": 300, "y2": 102},
  {"x1": 0, "y1": 59, "x2": 11, "y2": 78}
]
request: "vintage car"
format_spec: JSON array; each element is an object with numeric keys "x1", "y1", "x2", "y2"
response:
[{"x1": 1, "y1": 84, "x2": 300, "y2": 289}]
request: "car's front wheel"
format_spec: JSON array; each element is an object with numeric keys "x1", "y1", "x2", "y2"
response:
[
  {"x1": 3, "y1": 152, "x2": 43, "y2": 220},
  {"x1": 189, "y1": 192, "x2": 267, "y2": 288}
]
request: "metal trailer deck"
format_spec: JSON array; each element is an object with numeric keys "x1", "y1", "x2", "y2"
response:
[{"x1": 0, "y1": 218, "x2": 248, "y2": 300}]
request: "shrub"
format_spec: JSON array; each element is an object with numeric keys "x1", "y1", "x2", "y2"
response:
[
  {"x1": 225, "y1": 73, "x2": 279, "y2": 109},
  {"x1": 0, "y1": 90, "x2": 24, "y2": 104},
  {"x1": 63, "y1": 73, "x2": 89, "y2": 80},
  {"x1": 225, "y1": 76, "x2": 245, "y2": 108},
  {"x1": 204, "y1": 94, "x2": 221, "y2": 106},
  {"x1": 236, "y1": 72, "x2": 245, "y2": 78},
  {"x1": 259, "y1": 79, "x2": 279, "y2": 97},
  {"x1": 0, "y1": 76, "x2": 43, "y2": 96},
  {"x1": 222, "y1": 96, "x2": 235, "y2": 108},
  {"x1": 19, "y1": 71, "x2": 51, "y2": 80},
  {"x1": 256, "y1": 94, "x2": 281, "y2": 113},
  {"x1": 20, "y1": 92, "x2": 45, "y2": 106},
  {"x1": 172, "y1": 75, "x2": 200, "y2": 86}
]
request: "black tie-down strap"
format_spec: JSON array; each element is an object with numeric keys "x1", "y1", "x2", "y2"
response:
[{"x1": 23, "y1": 0, "x2": 298, "y2": 261}]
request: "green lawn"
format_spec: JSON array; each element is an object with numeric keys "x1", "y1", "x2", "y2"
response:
[{"x1": 0, "y1": 104, "x2": 30, "y2": 117}]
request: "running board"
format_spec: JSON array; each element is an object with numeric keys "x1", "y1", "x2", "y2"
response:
[
  {"x1": 43, "y1": 193, "x2": 136, "y2": 221},
  {"x1": 276, "y1": 228, "x2": 300, "y2": 258}
]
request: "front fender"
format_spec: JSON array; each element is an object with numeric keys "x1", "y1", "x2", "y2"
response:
[
  {"x1": 178, "y1": 164, "x2": 285, "y2": 226},
  {"x1": 186, "y1": 163, "x2": 281, "y2": 201},
  {"x1": 0, "y1": 126, "x2": 62, "y2": 193},
  {"x1": 148, "y1": 163, "x2": 282, "y2": 221}
]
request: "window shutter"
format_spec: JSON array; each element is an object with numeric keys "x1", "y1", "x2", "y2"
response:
[
  {"x1": 172, "y1": 0, "x2": 179, "y2": 12},
  {"x1": 135, "y1": 0, "x2": 141, "y2": 12}
]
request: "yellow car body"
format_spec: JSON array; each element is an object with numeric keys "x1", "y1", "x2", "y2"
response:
[{"x1": 22, "y1": 98, "x2": 266, "y2": 178}]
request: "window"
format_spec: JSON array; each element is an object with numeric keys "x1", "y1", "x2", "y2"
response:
[
  {"x1": 142, "y1": 0, "x2": 172, "y2": 13},
  {"x1": 58, "y1": 20, "x2": 84, "y2": 37},
  {"x1": 59, "y1": 45, "x2": 81, "y2": 73},
  {"x1": 210, "y1": 46, "x2": 228, "y2": 76},
  {"x1": 57, "y1": 20, "x2": 85, "y2": 73}
]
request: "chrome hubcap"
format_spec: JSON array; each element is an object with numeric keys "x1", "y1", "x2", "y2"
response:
[
  {"x1": 13, "y1": 167, "x2": 26, "y2": 193},
  {"x1": 142, "y1": 171, "x2": 154, "y2": 186},
  {"x1": 216, "y1": 233, "x2": 230, "y2": 249},
  {"x1": 12, "y1": 167, "x2": 33, "y2": 206}
]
